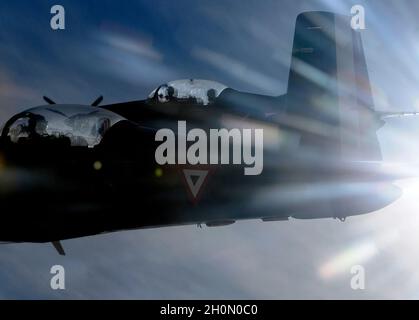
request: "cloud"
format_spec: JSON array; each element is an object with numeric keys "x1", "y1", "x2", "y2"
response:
[
  {"x1": 89, "y1": 30, "x2": 179, "y2": 89},
  {"x1": 192, "y1": 47, "x2": 282, "y2": 95},
  {"x1": 99, "y1": 31, "x2": 163, "y2": 62}
]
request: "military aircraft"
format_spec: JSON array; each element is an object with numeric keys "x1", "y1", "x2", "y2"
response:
[{"x1": 0, "y1": 11, "x2": 416, "y2": 255}]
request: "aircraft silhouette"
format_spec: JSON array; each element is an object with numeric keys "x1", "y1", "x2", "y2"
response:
[{"x1": 0, "y1": 11, "x2": 415, "y2": 254}]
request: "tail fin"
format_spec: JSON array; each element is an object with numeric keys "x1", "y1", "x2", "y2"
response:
[{"x1": 286, "y1": 11, "x2": 382, "y2": 161}]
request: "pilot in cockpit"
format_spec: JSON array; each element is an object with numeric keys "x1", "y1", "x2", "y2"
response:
[{"x1": 148, "y1": 79, "x2": 228, "y2": 106}]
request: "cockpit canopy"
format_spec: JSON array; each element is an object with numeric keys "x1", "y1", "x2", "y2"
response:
[
  {"x1": 4, "y1": 105, "x2": 125, "y2": 148},
  {"x1": 148, "y1": 79, "x2": 227, "y2": 106}
]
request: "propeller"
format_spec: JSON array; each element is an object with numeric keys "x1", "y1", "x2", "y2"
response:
[
  {"x1": 43, "y1": 96, "x2": 56, "y2": 105},
  {"x1": 91, "y1": 95, "x2": 103, "y2": 107},
  {"x1": 42, "y1": 96, "x2": 104, "y2": 107}
]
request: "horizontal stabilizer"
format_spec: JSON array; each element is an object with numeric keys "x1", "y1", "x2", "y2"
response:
[{"x1": 378, "y1": 111, "x2": 419, "y2": 119}]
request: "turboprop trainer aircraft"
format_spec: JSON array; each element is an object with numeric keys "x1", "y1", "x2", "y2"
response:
[{"x1": 0, "y1": 11, "x2": 416, "y2": 255}]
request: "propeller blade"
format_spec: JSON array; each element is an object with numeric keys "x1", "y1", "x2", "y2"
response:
[
  {"x1": 91, "y1": 95, "x2": 103, "y2": 107},
  {"x1": 43, "y1": 96, "x2": 56, "y2": 105}
]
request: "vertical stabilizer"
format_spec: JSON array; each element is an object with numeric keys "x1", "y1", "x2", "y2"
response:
[{"x1": 286, "y1": 11, "x2": 382, "y2": 161}]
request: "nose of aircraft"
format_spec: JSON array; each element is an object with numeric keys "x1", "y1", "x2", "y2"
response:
[{"x1": 1, "y1": 104, "x2": 126, "y2": 148}]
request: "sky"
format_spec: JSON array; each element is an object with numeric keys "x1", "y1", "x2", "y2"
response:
[{"x1": 1, "y1": 0, "x2": 419, "y2": 299}]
